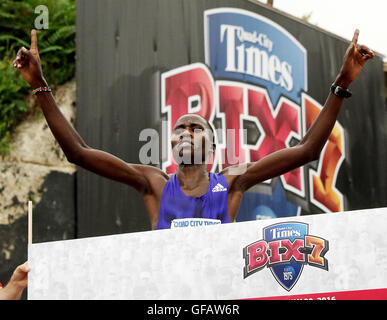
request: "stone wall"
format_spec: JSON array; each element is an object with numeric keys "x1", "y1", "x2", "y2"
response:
[{"x1": 0, "y1": 79, "x2": 77, "y2": 298}]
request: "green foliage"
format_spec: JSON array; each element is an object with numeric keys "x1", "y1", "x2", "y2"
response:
[
  {"x1": 0, "y1": 0, "x2": 75, "y2": 156},
  {"x1": 0, "y1": 58, "x2": 29, "y2": 156}
]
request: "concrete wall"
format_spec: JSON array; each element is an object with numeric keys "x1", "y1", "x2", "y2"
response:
[{"x1": 0, "y1": 80, "x2": 77, "y2": 298}]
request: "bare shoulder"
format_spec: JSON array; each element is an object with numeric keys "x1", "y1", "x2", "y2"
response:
[
  {"x1": 135, "y1": 164, "x2": 169, "y2": 179},
  {"x1": 131, "y1": 164, "x2": 169, "y2": 195},
  {"x1": 221, "y1": 163, "x2": 254, "y2": 192}
]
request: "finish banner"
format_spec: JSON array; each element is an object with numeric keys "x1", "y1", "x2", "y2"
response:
[{"x1": 28, "y1": 207, "x2": 387, "y2": 299}]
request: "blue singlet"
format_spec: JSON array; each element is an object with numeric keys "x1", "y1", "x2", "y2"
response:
[{"x1": 156, "y1": 172, "x2": 230, "y2": 229}]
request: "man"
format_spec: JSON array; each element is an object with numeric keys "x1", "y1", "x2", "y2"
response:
[
  {"x1": 0, "y1": 262, "x2": 29, "y2": 300},
  {"x1": 13, "y1": 29, "x2": 374, "y2": 230}
]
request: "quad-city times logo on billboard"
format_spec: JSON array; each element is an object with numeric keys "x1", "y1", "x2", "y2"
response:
[{"x1": 243, "y1": 222, "x2": 329, "y2": 291}]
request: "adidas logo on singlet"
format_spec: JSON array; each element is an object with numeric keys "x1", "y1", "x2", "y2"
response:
[{"x1": 212, "y1": 183, "x2": 227, "y2": 192}]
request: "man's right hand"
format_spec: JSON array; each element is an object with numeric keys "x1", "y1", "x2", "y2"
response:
[{"x1": 13, "y1": 29, "x2": 47, "y2": 88}]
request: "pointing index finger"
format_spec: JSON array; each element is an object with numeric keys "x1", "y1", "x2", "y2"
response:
[
  {"x1": 30, "y1": 29, "x2": 38, "y2": 51},
  {"x1": 352, "y1": 29, "x2": 359, "y2": 46}
]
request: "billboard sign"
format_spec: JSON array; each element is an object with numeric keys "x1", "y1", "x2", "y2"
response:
[{"x1": 161, "y1": 7, "x2": 345, "y2": 221}]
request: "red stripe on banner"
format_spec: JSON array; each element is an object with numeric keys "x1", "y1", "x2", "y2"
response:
[{"x1": 246, "y1": 288, "x2": 387, "y2": 300}]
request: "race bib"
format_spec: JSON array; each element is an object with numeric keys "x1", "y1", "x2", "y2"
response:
[{"x1": 171, "y1": 218, "x2": 221, "y2": 229}]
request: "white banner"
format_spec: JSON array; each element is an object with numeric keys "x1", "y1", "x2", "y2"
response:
[{"x1": 28, "y1": 207, "x2": 387, "y2": 299}]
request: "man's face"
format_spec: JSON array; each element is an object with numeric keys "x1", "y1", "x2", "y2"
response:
[{"x1": 171, "y1": 114, "x2": 215, "y2": 165}]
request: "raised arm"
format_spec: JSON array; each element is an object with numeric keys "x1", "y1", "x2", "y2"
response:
[
  {"x1": 224, "y1": 29, "x2": 374, "y2": 193},
  {"x1": 13, "y1": 30, "x2": 166, "y2": 194}
]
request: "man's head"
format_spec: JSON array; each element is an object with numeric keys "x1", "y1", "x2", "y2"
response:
[{"x1": 171, "y1": 113, "x2": 216, "y2": 166}]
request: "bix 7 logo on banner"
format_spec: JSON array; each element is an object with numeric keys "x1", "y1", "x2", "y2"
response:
[{"x1": 243, "y1": 222, "x2": 329, "y2": 291}]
